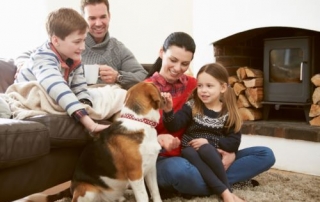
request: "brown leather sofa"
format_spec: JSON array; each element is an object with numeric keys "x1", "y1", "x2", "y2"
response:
[{"x1": 0, "y1": 58, "x2": 94, "y2": 202}]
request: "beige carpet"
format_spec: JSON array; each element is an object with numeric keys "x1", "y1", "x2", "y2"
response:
[{"x1": 56, "y1": 169, "x2": 320, "y2": 202}]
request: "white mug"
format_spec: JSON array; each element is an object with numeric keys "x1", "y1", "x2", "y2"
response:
[{"x1": 83, "y1": 64, "x2": 99, "y2": 84}]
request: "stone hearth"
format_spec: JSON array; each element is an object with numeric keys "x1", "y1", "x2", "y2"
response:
[{"x1": 242, "y1": 120, "x2": 320, "y2": 142}]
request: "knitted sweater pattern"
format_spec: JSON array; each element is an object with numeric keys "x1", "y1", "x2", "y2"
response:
[
  {"x1": 163, "y1": 100, "x2": 241, "y2": 153},
  {"x1": 82, "y1": 33, "x2": 147, "y2": 89},
  {"x1": 182, "y1": 100, "x2": 228, "y2": 148}
]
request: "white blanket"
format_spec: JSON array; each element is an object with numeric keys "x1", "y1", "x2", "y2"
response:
[{"x1": 2, "y1": 81, "x2": 127, "y2": 120}]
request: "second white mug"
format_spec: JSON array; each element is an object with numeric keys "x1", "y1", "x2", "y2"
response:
[{"x1": 83, "y1": 64, "x2": 99, "y2": 84}]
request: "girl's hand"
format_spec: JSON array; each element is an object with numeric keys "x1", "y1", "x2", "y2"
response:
[
  {"x1": 161, "y1": 92, "x2": 173, "y2": 112},
  {"x1": 189, "y1": 138, "x2": 209, "y2": 150}
]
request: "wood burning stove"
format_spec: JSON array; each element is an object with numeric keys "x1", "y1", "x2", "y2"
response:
[{"x1": 262, "y1": 36, "x2": 318, "y2": 121}]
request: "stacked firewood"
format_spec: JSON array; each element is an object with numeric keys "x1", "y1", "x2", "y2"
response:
[
  {"x1": 229, "y1": 66, "x2": 263, "y2": 121},
  {"x1": 309, "y1": 74, "x2": 320, "y2": 126}
]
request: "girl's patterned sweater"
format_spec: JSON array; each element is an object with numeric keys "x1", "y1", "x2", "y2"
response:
[{"x1": 163, "y1": 100, "x2": 241, "y2": 153}]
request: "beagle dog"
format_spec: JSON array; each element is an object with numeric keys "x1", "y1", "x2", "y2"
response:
[
  {"x1": 25, "y1": 82, "x2": 163, "y2": 202},
  {"x1": 71, "y1": 81, "x2": 163, "y2": 201}
]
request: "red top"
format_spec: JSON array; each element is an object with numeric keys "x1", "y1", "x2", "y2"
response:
[{"x1": 145, "y1": 72, "x2": 197, "y2": 156}]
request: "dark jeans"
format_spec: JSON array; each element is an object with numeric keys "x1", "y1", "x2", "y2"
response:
[{"x1": 156, "y1": 146, "x2": 276, "y2": 196}]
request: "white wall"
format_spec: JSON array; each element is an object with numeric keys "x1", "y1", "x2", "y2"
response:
[
  {"x1": 0, "y1": 0, "x2": 193, "y2": 65},
  {"x1": 0, "y1": 0, "x2": 80, "y2": 59},
  {"x1": 109, "y1": 0, "x2": 193, "y2": 64},
  {"x1": 240, "y1": 135, "x2": 320, "y2": 176},
  {"x1": 0, "y1": 0, "x2": 47, "y2": 58}
]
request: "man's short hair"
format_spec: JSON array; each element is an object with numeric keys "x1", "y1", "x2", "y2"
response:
[
  {"x1": 80, "y1": 0, "x2": 110, "y2": 14},
  {"x1": 46, "y1": 8, "x2": 88, "y2": 40}
]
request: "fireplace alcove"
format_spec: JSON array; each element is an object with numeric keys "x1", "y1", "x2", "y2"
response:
[
  {"x1": 212, "y1": 26, "x2": 320, "y2": 122},
  {"x1": 213, "y1": 27, "x2": 320, "y2": 142}
]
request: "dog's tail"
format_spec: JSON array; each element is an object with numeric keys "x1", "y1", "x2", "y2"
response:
[{"x1": 23, "y1": 188, "x2": 72, "y2": 202}]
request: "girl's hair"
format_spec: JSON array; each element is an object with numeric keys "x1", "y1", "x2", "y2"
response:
[
  {"x1": 146, "y1": 32, "x2": 196, "y2": 78},
  {"x1": 192, "y1": 63, "x2": 242, "y2": 132},
  {"x1": 46, "y1": 8, "x2": 88, "y2": 40},
  {"x1": 81, "y1": 0, "x2": 110, "y2": 14}
]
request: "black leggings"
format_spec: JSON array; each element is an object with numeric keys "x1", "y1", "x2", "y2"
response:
[{"x1": 181, "y1": 144, "x2": 231, "y2": 195}]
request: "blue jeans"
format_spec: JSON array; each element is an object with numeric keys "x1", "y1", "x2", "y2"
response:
[{"x1": 156, "y1": 146, "x2": 276, "y2": 196}]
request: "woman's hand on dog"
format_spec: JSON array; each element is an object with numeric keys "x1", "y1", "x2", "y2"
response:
[
  {"x1": 217, "y1": 149, "x2": 236, "y2": 170},
  {"x1": 161, "y1": 92, "x2": 173, "y2": 113},
  {"x1": 158, "y1": 134, "x2": 180, "y2": 152}
]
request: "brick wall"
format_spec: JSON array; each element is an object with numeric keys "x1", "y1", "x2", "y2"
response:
[{"x1": 213, "y1": 43, "x2": 263, "y2": 76}]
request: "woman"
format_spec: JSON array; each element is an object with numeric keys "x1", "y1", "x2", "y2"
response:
[{"x1": 145, "y1": 32, "x2": 276, "y2": 198}]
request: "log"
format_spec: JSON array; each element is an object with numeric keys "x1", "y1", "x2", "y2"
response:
[
  {"x1": 312, "y1": 87, "x2": 320, "y2": 104},
  {"x1": 239, "y1": 107, "x2": 262, "y2": 121},
  {"x1": 309, "y1": 115, "x2": 320, "y2": 126},
  {"x1": 311, "y1": 74, "x2": 320, "y2": 87},
  {"x1": 236, "y1": 67, "x2": 247, "y2": 81},
  {"x1": 245, "y1": 87, "x2": 263, "y2": 108},
  {"x1": 233, "y1": 82, "x2": 246, "y2": 96},
  {"x1": 309, "y1": 104, "x2": 320, "y2": 117},
  {"x1": 237, "y1": 94, "x2": 251, "y2": 108},
  {"x1": 228, "y1": 75, "x2": 239, "y2": 87},
  {"x1": 243, "y1": 78, "x2": 263, "y2": 88},
  {"x1": 244, "y1": 67, "x2": 263, "y2": 78}
]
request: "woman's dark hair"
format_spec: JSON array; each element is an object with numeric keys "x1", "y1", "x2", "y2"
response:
[{"x1": 146, "y1": 32, "x2": 196, "y2": 78}]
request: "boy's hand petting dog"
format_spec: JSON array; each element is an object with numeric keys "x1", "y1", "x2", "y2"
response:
[{"x1": 161, "y1": 92, "x2": 173, "y2": 113}]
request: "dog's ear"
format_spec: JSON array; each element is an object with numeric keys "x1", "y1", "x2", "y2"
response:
[
  {"x1": 124, "y1": 90, "x2": 131, "y2": 105},
  {"x1": 124, "y1": 82, "x2": 145, "y2": 114},
  {"x1": 125, "y1": 82, "x2": 162, "y2": 114},
  {"x1": 147, "y1": 83, "x2": 162, "y2": 110}
]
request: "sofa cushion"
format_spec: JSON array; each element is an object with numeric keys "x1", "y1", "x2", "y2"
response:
[
  {"x1": 0, "y1": 118, "x2": 50, "y2": 169},
  {"x1": 27, "y1": 114, "x2": 92, "y2": 148},
  {"x1": 0, "y1": 58, "x2": 16, "y2": 93}
]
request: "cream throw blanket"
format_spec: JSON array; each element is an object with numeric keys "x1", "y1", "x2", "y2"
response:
[{"x1": 1, "y1": 81, "x2": 127, "y2": 120}]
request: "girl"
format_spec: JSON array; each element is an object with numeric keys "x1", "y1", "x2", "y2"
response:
[{"x1": 161, "y1": 63, "x2": 245, "y2": 202}]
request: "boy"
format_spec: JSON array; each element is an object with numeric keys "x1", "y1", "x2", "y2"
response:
[{"x1": 15, "y1": 8, "x2": 108, "y2": 133}]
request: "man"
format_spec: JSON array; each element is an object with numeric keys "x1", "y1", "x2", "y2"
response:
[{"x1": 15, "y1": 0, "x2": 147, "y2": 90}]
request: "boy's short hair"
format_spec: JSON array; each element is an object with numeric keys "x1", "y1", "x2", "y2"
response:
[
  {"x1": 46, "y1": 8, "x2": 88, "y2": 40},
  {"x1": 80, "y1": 0, "x2": 110, "y2": 14}
]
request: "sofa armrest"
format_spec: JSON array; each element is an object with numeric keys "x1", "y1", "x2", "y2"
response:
[{"x1": 0, "y1": 118, "x2": 50, "y2": 169}]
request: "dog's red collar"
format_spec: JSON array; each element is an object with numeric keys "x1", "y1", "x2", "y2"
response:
[{"x1": 120, "y1": 113, "x2": 158, "y2": 127}]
